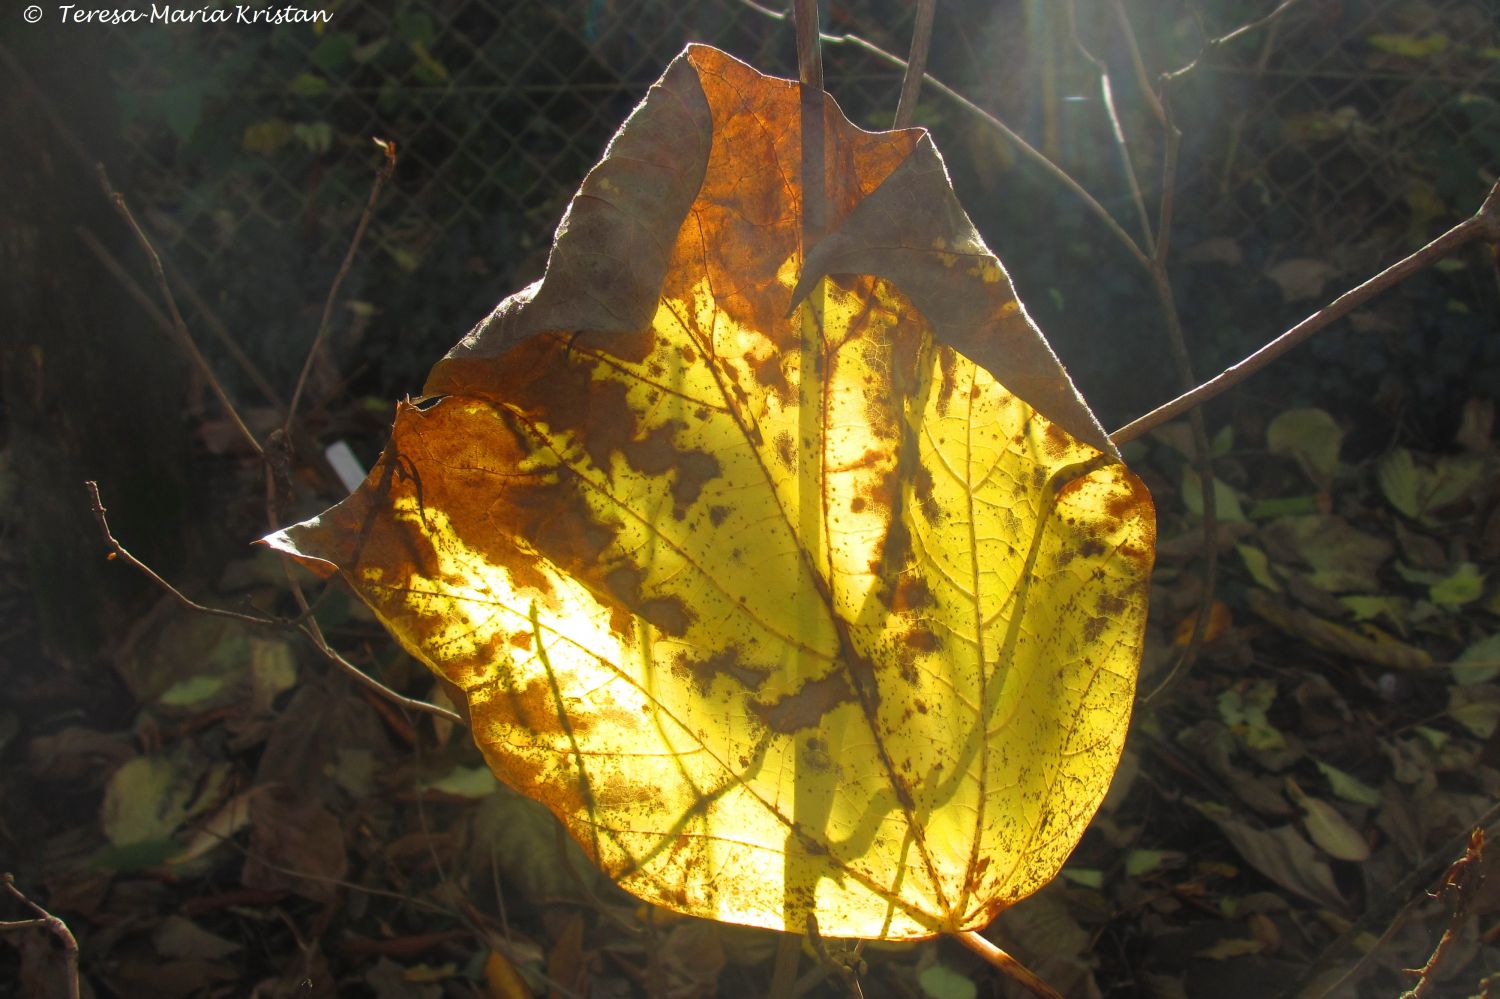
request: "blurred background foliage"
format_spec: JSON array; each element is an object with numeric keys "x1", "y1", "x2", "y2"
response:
[{"x1": 90, "y1": 0, "x2": 1500, "y2": 436}]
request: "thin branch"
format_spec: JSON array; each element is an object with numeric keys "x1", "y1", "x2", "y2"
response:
[
  {"x1": 162, "y1": 251, "x2": 287, "y2": 412},
  {"x1": 78, "y1": 225, "x2": 287, "y2": 417},
  {"x1": 74, "y1": 226, "x2": 184, "y2": 352},
  {"x1": 97, "y1": 165, "x2": 264, "y2": 458},
  {"x1": 953, "y1": 930, "x2": 1062, "y2": 999},
  {"x1": 284, "y1": 137, "x2": 396, "y2": 435},
  {"x1": 2, "y1": 874, "x2": 79, "y2": 999},
  {"x1": 1109, "y1": 0, "x2": 1166, "y2": 129},
  {"x1": 86, "y1": 480, "x2": 278, "y2": 628},
  {"x1": 297, "y1": 607, "x2": 463, "y2": 727},
  {"x1": 86, "y1": 480, "x2": 463, "y2": 727},
  {"x1": 1110, "y1": 178, "x2": 1500, "y2": 445},
  {"x1": 1164, "y1": 0, "x2": 1309, "y2": 82},
  {"x1": 1067, "y1": 2, "x2": 1155, "y2": 254},
  {"x1": 892, "y1": 0, "x2": 936, "y2": 129}
]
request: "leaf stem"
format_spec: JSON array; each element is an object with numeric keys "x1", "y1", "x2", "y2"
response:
[
  {"x1": 953, "y1": 930, "x2": 1063, "y2": 999},
  {"x1": 892, "y1": 0, "x2": 935, "y2": 129},
  {"x1": 793, "y1": 0, "x2": 823, "y2": 92}
]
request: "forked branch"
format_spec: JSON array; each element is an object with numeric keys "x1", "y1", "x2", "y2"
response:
[{"x1": 2, "y1": 873, "x2": 80, "y2": 999}]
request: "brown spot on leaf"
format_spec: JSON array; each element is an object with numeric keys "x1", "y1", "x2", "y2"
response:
[
  {"x1": 504, "y1": 677, "x2": 588, "y2": 737},
  {"x1": 750, "y1": 672, "x2": 855, "y2": 734},
  {"x1": 674, "y1": 648, "x2": 771, "y2": 695},
  {"x1": 639, "y1": 597, "x2": 692, "y2": 637},
  {"x1": 904, "y1": 628, "x2": 939, "y2": 652},
  {"x1": 774, "y1": 431, "x2": 795, "y2": 470},
  {"x1": 890, "y1": 575, "x2": 933, "y2": 612}
]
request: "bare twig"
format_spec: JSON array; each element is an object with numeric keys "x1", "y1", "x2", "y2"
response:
[
  {"x1": 97, "y1": 165, "x2": 264, "y2": 458},
  {"x1": 284, "y1": 137, "x2": 396, "y2": 435},
  {"x1": 954, "y1": 930, "x2": 1062, "y2": 999},
  {"x1": 892, "y1": 0, "x2": 936, "y2": 130},
  {"x1": 1110, "y1": 178, "x2": 1500, "y2": 445},
  {"x1": 85, "y1": 480, "x2": 279, "y2": 627},
  {"x1": 86, "y1": 480, "x2": 463, "y2": 726},
  {"x1": 297, "y1": 608, "x2": 463, "y2": 726},
  {"x1": 74, "y1": 226, "x2": 184, "y2": 352},
  {"x1": 162, "y1": 251, "x2": 288, "y2": 412},
  {"x1": 1402, "y1": 827, "x2": 1487, "y2": 999},
  {"x1": 2, "y1": 873, "x2": 80, "y2": 999},
  {"x1": 1066, "y1": 3, "x2": 1154, "y2": 254},
  {"x1": 1164, "y1": 0, "x2": 1310, "y2": 82}
]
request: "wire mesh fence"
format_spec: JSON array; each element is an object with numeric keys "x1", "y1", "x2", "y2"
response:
[{"x1": 99, "y1": 0, "x2": 1498, "y2": 404}]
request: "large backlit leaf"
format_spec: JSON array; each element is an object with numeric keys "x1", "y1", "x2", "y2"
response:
[{"x1": 263, "y1": 45, "x2": 1154, "y2": 940}]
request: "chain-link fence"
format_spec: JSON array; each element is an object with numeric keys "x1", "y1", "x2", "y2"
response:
[{"x1": 98, "y1": 0, "x2": 1497, "y2": 408}]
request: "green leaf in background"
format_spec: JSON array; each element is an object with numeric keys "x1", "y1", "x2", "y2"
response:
[
  {"x1": 1429, "y1": 561, "x2": 1486, "y2": 607},
  {"x1": 1263, "y1": 515, "x2": 1393, "y2": 593},
  {"x1": 1266, "y1": 408, "x2": 1342, "y2": 488},
  {"x1": 1218, "y1": 680, "x2": 1286, "y2": 752},
  {"x1": 1338, "y1": 595, "x2": 1409, "y2": 634},
  {"x1": 288, "y1": 72, "x2": 329, "y2": 98},
  {"x1": 1377, "y1": 448, "x2": 1486, "y2": 523},
  {"x1": 1313, "y1": 760, "x2": 1381, "y2": 807},
  {"x1": 243, "y1": 118, "x2": 294, "y2": 156},
  {"x1": 1366, "y1": 32, "x2": 1449, "y2": 57},
  {"x1": 1126, "y1": 849, "x2": 1186, "y2": 878},
  {"x1": 918, "y1": 962, "x2": 978, "y2": 999},
  {"x1": 312, "y1": 31, "x2": 358, "y2": 73},
  {"x1": 102, "y1": 749, "x2": 231, "y2": 849},
  {"x1": 1453, "y1": 632, "x2": 1500, "y2": 685},
  {"x1": 1236, "y1": 544, "x2": 1282, "y2": 592},
  {"x1": 1448, "y1": 687, "x2": 1500, "y2": 738},
  {"x1": 1285, "y1": 778, "x2": 1369, "y2": 862},
  {"x1": 1183, "y1": 468, "x2": 1247, "y2": 521}
]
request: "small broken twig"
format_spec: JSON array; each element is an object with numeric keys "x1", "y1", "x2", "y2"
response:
[
  {"x1": 1401, "y1": 827, "x2": 1487, "y2": 999},
  {"x1": 2, "y1": 873, "x2": 80, "y2": 999},
  {"x1": 86, "y1": 480, "x2": 462, "y2": 726}
]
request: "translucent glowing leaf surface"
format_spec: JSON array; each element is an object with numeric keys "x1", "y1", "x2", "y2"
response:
[{"x1": 264, "y1": 45, "x2": 1155, "y2": 940}]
